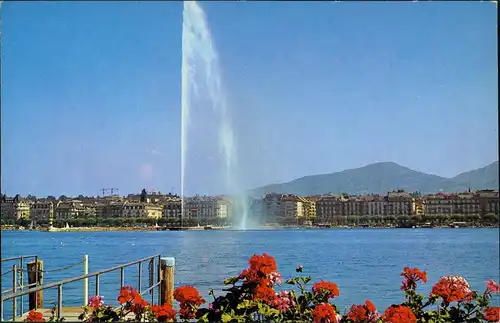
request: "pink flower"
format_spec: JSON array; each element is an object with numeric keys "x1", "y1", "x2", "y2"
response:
[
  {"x1": 88, "y1": 296, "x2": 104, "y2": 308},
  {"x1": 268, "y1": 272, "x2": 283, "y2": 285},
  {"x1": 400, "y1": 278, "x2": 409, "y2": 291},
  {"x1": 486, "y1": 280, "x2": 499, "y2": 294}
]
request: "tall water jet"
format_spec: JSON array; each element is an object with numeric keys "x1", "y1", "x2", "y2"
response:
[{"x1": 181, "y1": 1, "x2": 249, "y2": 229}]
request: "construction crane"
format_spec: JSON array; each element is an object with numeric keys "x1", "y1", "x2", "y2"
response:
[{"x1": 100, "y1": 188, "x2": 119, "y2": 197}]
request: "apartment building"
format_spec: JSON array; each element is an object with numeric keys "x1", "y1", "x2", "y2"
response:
[
  {"x1": 55, "y1": 200, "x2": 89, "y2": 220},
  {"x1": 316, "y1": 196, "x2": 343, "y2": 220},
  {"x1": 262, "y1": 193, "x2": 283, "y2": 223},
  {"x1": 343, "y1": 196, "x2": 364, "y2": 216},
  {"x1": 162, "y1": 197, "x2": 182, "y2": 219},
  {"x1": 476, "y1": 190, "x2": 499, "y2": 215},
  {"x1": 424, "y1": 192, "x2": 480, "y2": 216},
  {"x1": 279, "y1": 195, "x2": 303, "y2": 218},
  {"x1": 122, "y1": 202, "x2": 163, "y2": 219},
  {"x1": 96, "y1": 202, "x2": 125, "y2": 219},
  {"x1": 30, "y1": 200, "x2": 54, "y2": 223},
  {"x1": 385, "y1": 190, "x2": 413, "y2": 215},
  {"x1": 1, "y1": 194, "x2": 31, "y2": 220},
  {"x1": 299, "y1": 196, "x2": 318, "y2": 220},
  {"x1": 363, "y1": 195, "x2": 386, "y2": 216}
]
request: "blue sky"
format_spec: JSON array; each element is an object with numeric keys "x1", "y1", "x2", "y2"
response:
[{"x1": 1, "y1": 1, "x2": 497, "y2": 197}]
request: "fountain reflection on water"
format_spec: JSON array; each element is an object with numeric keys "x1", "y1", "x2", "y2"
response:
[{"x1": 181, "y1": 1, "x2": 256, "y2": 230}]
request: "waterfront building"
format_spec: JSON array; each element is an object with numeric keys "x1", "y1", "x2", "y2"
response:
[
  {"x1": 279, "y1": 194, "x2": 303, "y2": 219},
  {"x1": 122, "y1": 201, "x2": 163, "y2": 219},
  {"x1": 476, "y1": 189, "x2": 499, "y2": 216},
  {"x1": 413, "y1": 198, "x2": 425, "y2": 216},
  {"x1": 363, "y1": 195, "x2": 386, "y2": 216},
  {"x1": 316, "y1": 195, "x2": 343, "y2": 221},
  {"x1": 55, "y1": 200, "x2": 87, "y2": 220},
  {"x1": 299, "y1": 196, "x2": 318, "y2": 220},
  {"x1": 162, "y1": 196, "x2": 182, "y2": 220},
  {"x1": 385, "y1": 190, "x2": 413, "y2": 215},
  {"x1": 95, "y1": 202, "x2": 125, "y2": 219},
  {"x1": 262, "y1": 193, "x2": 283, "y2": 223},
  {"x1": 1, "y1": 194, "x2": 31, "y2": 220},
  {"x1": 423, "y1": 192, "x2": 480, "y2": 216},
  {"x1": 343, "y1": 195, "x2": 364, "y2": 216},
  {"x1": 182, "y1": 196, "x2": 228, "y2": 222},
  {"x1": 30, "y1": 200, "x2": 54, "y2": 224}
]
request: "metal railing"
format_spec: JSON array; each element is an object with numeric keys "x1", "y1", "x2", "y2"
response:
[
  {"x1": 1, "y1": 255, "x2": 38, "y2": 317},
  {"x1": 0, "y1": 254, "x2": 162, "y2": 321}
]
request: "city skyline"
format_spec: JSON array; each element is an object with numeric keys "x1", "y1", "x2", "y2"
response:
[{"x1": 1, "y1": 1, "x2": 498, "y2": 197}]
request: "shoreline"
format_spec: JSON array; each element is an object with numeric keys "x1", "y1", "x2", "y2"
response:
[{"x1": 1, "y1": 225, "x2": 498, "y2": 232}]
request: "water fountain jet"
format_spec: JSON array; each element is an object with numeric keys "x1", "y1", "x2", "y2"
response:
[{"x1": 181, "y1": 1, "x2": 251, "y2": 230}]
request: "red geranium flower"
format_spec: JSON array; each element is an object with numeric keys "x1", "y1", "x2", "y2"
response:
[
  {"x1": 347, "y1": 300, "x2": 379, "y2": 323},
  {"x1": 173, "y1": 285, "x2": 205, "y2": 307},
  {"x1": 312, "y1": 303, "x2": 339, "y2": 323},
  {"x1": 348, "y1": 304, "x2": 368, "y2": 322},
  {"x1": 254, "y1": 282, "x2": 278, "y2": 303},
  {"x1": 431, "y1": 276, "x2": 473, "y2": 304},
  {"x1": 151, "y1": 303, "x2": 177, "y2": 322},
  {"x1": 312, "y1": 280, "x2": 340, "y2": 300},
  {"x1": 484, "y1": 307, "x2": 500, "y2": 322},
  {"x1": 382, "y1": 305, "x2": 417, "y2": 323},
  {"x1": 117, "y1": 286, "x2": 149, "y2": 314},
  {"x1": 239, "y1": 268, "x2": 262, "y2": 284},
  {"x1": 25, "y1": 310, "x2": 45, "y2": 322},
  {"x1": 248, "y1": 253, "x2": 278, "y2": 275},
  {"x1": 365, "y1": 300, "x2": 376, "y2": 313},
  {"x1": 486, "y1": 280, "x2": 499, "y2": 294},
  {"x1": 400, "y1": 267, "x2": 427, "y2": 291}
]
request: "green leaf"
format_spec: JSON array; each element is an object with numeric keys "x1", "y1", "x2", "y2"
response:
[
  {"x1": 223, "y1": 276, "x2": 240, "y2": 285},
  {"x1": 301, "y1": 276, "x2": 312, "y2": 284}
]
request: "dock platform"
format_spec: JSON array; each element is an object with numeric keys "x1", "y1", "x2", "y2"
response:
[{"x1": 14, "y1": 307, "x2": 136, "y2": 321}]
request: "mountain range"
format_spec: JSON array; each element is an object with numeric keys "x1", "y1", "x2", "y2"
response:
[{"x1": 250, "y1": 161, "x2": 499, "y2": 196}]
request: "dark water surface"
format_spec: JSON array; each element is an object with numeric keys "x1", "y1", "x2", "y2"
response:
[{"x1": 1, "y1": 228, "x2": 499, "y2": 318}]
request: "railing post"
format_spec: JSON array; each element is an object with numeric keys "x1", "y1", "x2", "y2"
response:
[
  {"x1": 120, "y1": 267, "x2": 125, "y2": 289},
  {"x1": 19, "y1": 257, "x2": 24, "y2": 315},
  {"x1": 138, "y1": 262, "x2": 142, "y2": 293},
  {"x1": 12, "y1": 264, "x2": 17, "y2": 321},
  {"x1": 83, "y1": 255, "x2": 88, "y2": 306},
  {"x1": 57, "y1": 285, "x2": 63, "y2": 319},
  {"x1": 95, "y1": 275, "x2": 100, "y2": 296},
  {"x1": 27, "y1": 259, "x2": 43, "y2": 310},
  {"x1": 160, "y1": 257, "x2": 175, "y2": 306}
]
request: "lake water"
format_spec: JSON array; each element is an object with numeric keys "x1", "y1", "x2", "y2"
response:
[{"x1": 1, "y1": 228, "x2": 499, "y2": 319}]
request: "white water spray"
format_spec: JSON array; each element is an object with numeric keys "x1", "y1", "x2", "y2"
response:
[{"x1": 181, "y1": 1, "x2": 250, "y2": 229}]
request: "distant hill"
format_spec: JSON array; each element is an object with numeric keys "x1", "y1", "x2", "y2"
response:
[
  {"x1": 249, "y1": 161, "x2": 499, "y2": 196},
  {"x1": 451, "y1": 161, "x2": 499, "y2": 190}
]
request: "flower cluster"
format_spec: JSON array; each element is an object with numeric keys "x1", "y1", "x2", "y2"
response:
[
  {"x1": 486, "y1": 280, "x2": 499, "y2": 295},
  {"x1": 347, "y1": 300, "x2": 379, "y2": 323},
  {"x1": 431, "y1": 275, "x2": 473, "y2": 304},
  {"x1": 25, "y1": 310, "x2": 45, "y2": 322},
  {"x1": 173, "y1": 285, "x2": 205, "y2": 319},
  {"x1": 150, "y1": 303, "x2": 177, "y2": 322},
  {"x1": 382, "y1": 305, "x2": 417, "y2": 323},
  {"x1": 22, "y1": 254, "x2": 500, "y2": 323},
  {"x1": 88, "y1": 295, "x2": 104, "y2": 309},
  {"x1": 268, "y1": 290, "x2": 296, "y2": 313},
  {"x1": 312, "y1": 280, "x2": 340, "y2": 300},
  {"x1": 312, "y1": 302, "x2": 340, "y2": 323},
  {"x1": 484, "y1": 306, "x2": 500, "y2": 322},
  {"x1": 400, "y1": 267, "x2": 427, "y2": 291}
]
